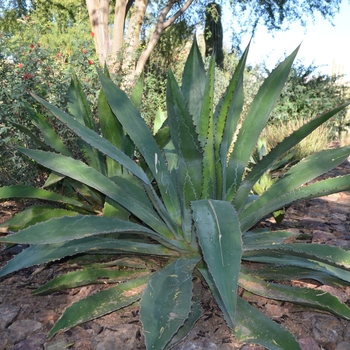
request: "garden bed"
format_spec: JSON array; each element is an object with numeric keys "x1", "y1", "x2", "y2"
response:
[{"x1": 1, "y1": 159, "x2": 350, "y2": 350}]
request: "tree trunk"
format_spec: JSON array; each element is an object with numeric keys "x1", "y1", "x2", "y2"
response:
[
  {"x1": 121, "y1": 0, "x2": 148, "y2": 76},
  {"x1": 112, "y1": 0, "x2": 128, "y2": 62},
  {"x1": 86, "y1": 0, "x2": 195, "y2": 85},
  {"x1": 86, "y1": 0, "x2": 111, "y2": 65}
]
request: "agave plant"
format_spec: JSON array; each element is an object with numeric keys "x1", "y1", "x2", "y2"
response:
[{"x1": 1, "y1": 39, "x2": 350, "y2": 350}]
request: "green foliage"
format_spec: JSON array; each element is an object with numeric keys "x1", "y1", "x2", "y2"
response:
[
  {"x1": 1, "y1": 38, "x2": 350, "y2": 349},
  {"x1": 140, "y1": 66, "x2": 167, "y2": 128},
  {"x1": 1, "y1": 0, "x2": 343, "y2": 80},
  {"x1": 204, "y1": 2, "x2": 224, "y2": 68},
  {"x1": 263, "y1": 116, "x2": 333, "y2": 163},
  {"x1": 0, "y1": 0, "x2": 87, "y2": 34},
  {"x1": 257, "y1": 62, "x2": 350, "y2": 165},
  {"x1": 270, "y1": 62, "x2": 349, "y2": 138},
  {"x1": 0, "y1": 18, "x2": 99, "y2": 186},
  {"x1": 0, "y1": 71, "x2": 145, "y2": 233}
]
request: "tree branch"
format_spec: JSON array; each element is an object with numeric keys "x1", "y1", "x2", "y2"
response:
[
  {"x1": 112, "y1": 0, "x2": 128, "y2": 57},
  {"x1": 163, "y1": 0, "x2": 194, "y2": 29},
  {"x1": 134, "y1": 0, "x2": 194, "y2": 76}
]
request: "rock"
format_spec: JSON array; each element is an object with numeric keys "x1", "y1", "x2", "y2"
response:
[
  {"x1": 95, "y1": 325, "x2": 140, "y2": 350},
  {"x1": 240, "y1": 344, "x2": 266, "y2": 350},
  {"x1": 220, "y1": 344, "x2": 238, "y2": 350},
  {"x1": 36, "y1": 310, "x2": 58, "y2": 330},
  {"x1": 307, "y1": 221, "x2": 330, "y2": 231},
  {"x1": 331, "y1": 239, "x2": 350, "y2": 248},
  {"x1": 312, "y1": 315, "x2": 344, "y2": 350},
  {"x1": 331, "y1": 224, "x2": 347, "y2": 233},
  {"x1": 44, "y1": 339, "x2": 71, "y2": 350},
  {"x1": 298, "y1": 337, "x2": 320, "y2": 350},
  {"x1": 70, "y1": 325, "x2": 90, "y2": 342},
  {"x1": 328, "y1": 212, "x2": 347, "y2": 221},
  {"x1": 83, "y1": 321, "x2": 103, "y2": 336},
  {"x1": 264, "y1": 303, "x2": 285, "y2": 318},
  {"x1": 0, "y1": 331, "x2": 11, "y2": 349},
  {"x1": 73, "y1": 339, "x2": 94, "y2": 350},
  {"x1": 0, "y1": 305, "x2": 20, "y2": 330},
  {"x1": 312, "y1": 231, "x2": 333, "y2": 243},
  {"x1": 8, "y1": 319, "x2": 43, "y2": 344},
  {"x1": 342, "y1": 322, "x2": 350, "y2": 340},
  {"x1": 328, "y1": 218, "x2": 344, "y2": 225},
  {"x1": 336, "y1": 341, "x2": 350, "y2": 350},
  {"x1": 11, "y1": 338, "x2": 44, "y2": 350}
]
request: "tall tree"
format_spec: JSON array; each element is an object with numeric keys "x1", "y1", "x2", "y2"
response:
[
  {"x1": 85, "y1": 0, "x2": 195, "y2": 79},
  {"x1": 86, "y1": 0, "x2": 111, "y2": 64},
  {"x1": 204, "y1": 2, "x2": 223, "y2": 69},
  {"x1": 0, "y1": 0, "x2": 88, "y2": 34},
  {"x1": 1, "y1": 0, "x2": 343, "y2": 80},
  {"x1": 85, "y1": 0, "x2": 341, "y2": 80}
]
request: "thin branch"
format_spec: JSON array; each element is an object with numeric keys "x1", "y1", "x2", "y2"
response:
[
  {"x1": 163, "y1": 0, "x2": 195, "y2": 29},
  {"x1": 134, "y1": 0, "x2": 194, "y2": 75}
]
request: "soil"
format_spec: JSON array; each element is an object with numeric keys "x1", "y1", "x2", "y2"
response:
[{"x1": 1, "y1": 156, "x2": 350, "y2": 350}]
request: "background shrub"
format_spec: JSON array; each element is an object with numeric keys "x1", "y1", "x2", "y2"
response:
[
  {"x1": 0, "y1": 21, "x2": 100, "y2": 186},
  {"x1": 262, "y1": 118, "x2": 332, "y2": 162},
  {"x1": 270, "y1": 61, "x2": 349, "y2": 139}
]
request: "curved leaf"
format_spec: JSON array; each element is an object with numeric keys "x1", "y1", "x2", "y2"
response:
[
  {"x1": 30, "y1": 93, "x2": 150, "y2": 185},
  {"x1": 181, "y1": 38, "x2": 206, "y2": 127},
  {"x1": 243, "y1": 250, "x2": 350, "y2": 283},
  {"x1": 216, "y1": 44, "x2": 248, "y2": 199},
  {"x1": 18, "y1": 149, "x2": 173, "y2": 239},
  {"x1": 201, "y1": 56, "x2": 216, "y2": 198},
  {"x1": 25, "y1": 102, "x2": 72, "y2": 157},
  {"x1": 66, "y1": 74, "x2": 105, "y2": 173},
  {"x1": 153, "y1": 109, "x2": 167, "y2": 135},
  {"x1": 0, "y1": 237, "x2": 177, "y2": 278},
  {"x1": 193, "y1": 199, "x2": 242, "y2": 326},
  {"x1": 226, "y1": 46, "x2": 299, "y2": 201},
  {"x1": 234, "y1": 101, "x2": 350, "y2": 210},
  {"x1": 167, "y1": 69, "x2": 203, "y2": 202},
  {"x1": 33, "y1": 268, "x2": 150, "y2": 295},
  {"x1": 10, "y1": 121, "x2": 50, "y2": 150},
  {"x1": 167, "y1": 69, "x2": 203, "y2": 242},
  {"x1": 49, "y1": 274, "x2": 151, "y2": 338},
  {"x1": 240, "y1": 174, "x2": 350, "y2": 231},
  {"x1": 165, "y1": 288, "x2": 202, "y2": 350},
  {"x1": 130, "y1": 71, "x2": 144, "y2": 109},
  {"x1": 0, "y1": 215, "x2": 161, "y2": 244},
  {"x1": 43, "y1": 172, "x2": 66, "y2": 188},
  {"x1": 245, "y1": 243, "x2": 350, "y2": 270},
  {"x1": 98, "y1": 70, "x2": 182, "y2": 226},
  {"x1": 0, "y1": 206, "x2": 79, "y2": 232},
  {"x1": 98, "y1": 76, "x2": 124, "y2": 177},
  {"x1": 243, "y1": 230, "x2": 297, "y2": 246},
  {"x1": 0, "y1": 185, "x2": 93, "y2": 211},
  {"x1": 239, "y1": 272, "x2": 350, "y2": 320},
  {"x1": 241, "y1": 265, "x2": 350, "y2": 288},
  {"x1": 197, "y1": 264, "x2": 234, "y2": 328},
  {"x1": 246, "y1": 146, "x2": 350, "y2": 209},
  {"x1": 140, "y1": 257, "x2": 200, "y2": 350},
  {"x1": 235, "y1": 297, "x2": 301, "y2": 349}
]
